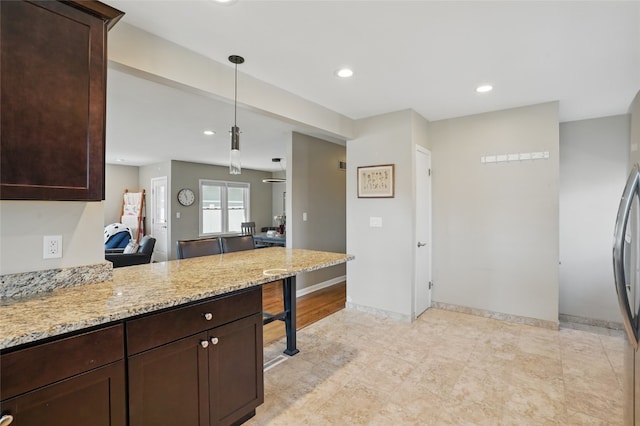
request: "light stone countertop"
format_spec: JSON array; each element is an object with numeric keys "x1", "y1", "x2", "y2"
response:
[{"x1": 0, "y1": 248, "x2": 354, "y2": 350}]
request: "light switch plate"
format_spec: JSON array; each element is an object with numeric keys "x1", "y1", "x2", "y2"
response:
[{"x1": 369, "y1": 217, "x2": 382, "y2": 227}]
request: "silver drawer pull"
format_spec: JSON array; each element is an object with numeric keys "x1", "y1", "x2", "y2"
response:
[
  {"x1": 0, "y1": 414, "x2": 14, "y2": 426},
  {"x1": 210, "y1": 337, "x2": 219, "y2": 345},
  {"x1": 200, "y1": 340, "x2": 209, "y2": 349},
  {"x1": 203, "y1": 312, "x2": 213, "y2": 321}
]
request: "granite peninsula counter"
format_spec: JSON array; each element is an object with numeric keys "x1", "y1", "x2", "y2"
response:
[{"x1": 0, "y1": 247, "x2": 354, "y2": 350}]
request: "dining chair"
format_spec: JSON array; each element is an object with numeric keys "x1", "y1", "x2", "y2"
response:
[
  {"x1": 176, "y1": 237, "x2": 222, "y2": 259},
  {"x1": 221, "y1": 235, "x2": 256, "y2": 253},
  {"x1": 241, "y1": 221, "x2": 256, "y2": 235}
]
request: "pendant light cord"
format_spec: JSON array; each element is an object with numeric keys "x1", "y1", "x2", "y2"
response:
[
  {"x1": 234, "y1": 62, "x2": 238, "y2": 126},
  {"x1": 228, "y1": 55, "x2": 244, "y2": 128},
  {"x1": 228, "y1": 55, "x2": 244, "y2": 175}
]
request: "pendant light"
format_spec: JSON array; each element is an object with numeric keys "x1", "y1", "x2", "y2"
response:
[
  {"x1": 263, "y1": 158, "x2": 286, "y2": 183},
  {"x1": 228, "y1": 55, "x2": 244, "y2": 175}
]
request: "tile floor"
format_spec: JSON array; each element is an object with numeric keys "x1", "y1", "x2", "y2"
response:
[{"x1": 247, "y1": 308, "x2": 626, "y2": 425}]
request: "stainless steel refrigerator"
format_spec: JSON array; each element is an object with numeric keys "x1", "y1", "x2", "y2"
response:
[{"x1": 614, "y1": 163, "x2": 640, "y2": 425}]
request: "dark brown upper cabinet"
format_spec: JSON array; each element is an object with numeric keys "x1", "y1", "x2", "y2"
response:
[{"x1": 0, "y1": 1, "x2": 123, "y2": 201}]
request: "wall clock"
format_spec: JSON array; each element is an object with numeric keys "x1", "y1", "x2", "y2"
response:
[{"x1": 177, "y1": 188, "x2": 195, "y2": 206}]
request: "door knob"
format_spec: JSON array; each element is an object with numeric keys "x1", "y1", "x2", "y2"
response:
[
  {"x1": 200, "y1": 340, "x2": 209, "y2": 348},
  {"x1": 417, "y1": 242, "x2": 426, "y2": 247},
  {"x1": 210, "y1": 337, "x2": 219, "y2": 345}
]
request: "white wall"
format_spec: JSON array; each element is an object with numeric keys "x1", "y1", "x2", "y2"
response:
[
  {"x1": 0, "y1": 201, "x2": 105, "y2": 275},
  {"x1": 559, "y1": 115, "x2": 629, "y2": 324},
  {"x1": 429, "y1": 102, "x2": 560, "y2": 323},
  {"x1": 631, "y1": 91, "x2": 640, "y2": 167},
  {"x1": 346, "y1": 110, "x2": 426, "y2": 320}
]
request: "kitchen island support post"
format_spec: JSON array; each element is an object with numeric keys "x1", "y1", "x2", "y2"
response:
[{"x1": 283, "y1": 276, "x2": 299, "y2": 356}]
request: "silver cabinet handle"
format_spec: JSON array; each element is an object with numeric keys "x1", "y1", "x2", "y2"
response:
[
  {"x1": 417, "y1": 242, "x2": 426, "y2": 247},
  {"x1": 203, "y1": 313, "x2": 213, "y2": 321},
  {"x1": 200, "y1": 340, "x2": 209, "y2": 348},
  {"x1": 210, "y1": 337, "x2": 219, "y2": 345},
  {"x1": 0, "y1": 414, "x2": 14, "y2": 426}
]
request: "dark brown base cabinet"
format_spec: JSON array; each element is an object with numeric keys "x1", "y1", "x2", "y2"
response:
[
  {"x1": 0, "y1": 361, "x2": 126, "y2": 426},
  {"x1": 129, "y1": 313, "x2": 264, "y2": 426},
  {"x1": 0, "y1": 325, "x2": 126, "y2": 426},
  {"x1": 0, "y1": 287, "x2": 264, "y2": 426}
]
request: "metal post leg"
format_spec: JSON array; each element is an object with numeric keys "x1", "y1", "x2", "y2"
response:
[{"x1": 282, "y1": 276, "x2": 299, "y2": 355}]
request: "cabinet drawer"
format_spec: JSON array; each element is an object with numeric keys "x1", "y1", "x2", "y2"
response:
[
  {"x1": 126, "y1": 287, "x2": 261, "y2": 356},
  {"x1": 0, "y1": 324, "x2": 124, "y2": 401}
]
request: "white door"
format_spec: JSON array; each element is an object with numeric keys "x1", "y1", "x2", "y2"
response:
[
  {"x1": 414, "y1": 147, "x2": 432, "y2": 318},
  {"x1": 151, "y1": 177, "x2": 169, "y2": 262}
]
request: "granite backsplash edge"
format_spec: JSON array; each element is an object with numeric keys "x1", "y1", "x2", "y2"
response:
[{"x1": 0, "y1": 262, "x2": 113, "y2": 298}]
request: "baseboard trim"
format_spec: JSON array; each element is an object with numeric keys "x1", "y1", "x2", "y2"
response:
[
  {"x1": 559, "y1": 313, "x2": 623, "y2": 330},
  {"x1": 432, "y1": 301, "x2": 559, "y2": 330},
  {"x1": 296, "y1": 275, "x2": 346, "y2": 298},
  {"x1": 345, "y1": 302, "x2": 412, "y2": 323}
]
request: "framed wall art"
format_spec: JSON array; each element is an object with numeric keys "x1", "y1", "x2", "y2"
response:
[{"x1": 357, "y1": 164, "x2": 395, "y2": 198}]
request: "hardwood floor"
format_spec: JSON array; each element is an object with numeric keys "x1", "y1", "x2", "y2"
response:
[{"x1": 262, "y1": 281, "x2": 346, "y2": 346}]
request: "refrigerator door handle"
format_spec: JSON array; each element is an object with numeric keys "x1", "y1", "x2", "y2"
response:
[{"x1": 613, "y1": 164, "x2": 640, "y2": 350}]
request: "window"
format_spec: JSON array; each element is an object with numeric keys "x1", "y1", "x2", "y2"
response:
[{"x1": 199, "y1": 180, "x2": 250, "y2": 235}]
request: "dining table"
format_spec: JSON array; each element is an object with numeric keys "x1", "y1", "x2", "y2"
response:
[{"x1": 253, "y1": 232, "x2": 286, "y2": 247}]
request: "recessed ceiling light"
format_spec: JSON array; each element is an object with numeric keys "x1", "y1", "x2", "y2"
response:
[
  {"x1": 335, "y1": 68, "x2": 354, "y2": 78},
  {"x1": 476, "y1": 84, "x2": 493, "y2": 93},
  {"x1": 203, "y1": 130, "x2": 215, "y2": 136},
  {"x1": 116, "y1": 158, "x2": 126, "y2": 162},
  {"x1": 213, "y1": 0, "x2": 237, "y2": 4}
]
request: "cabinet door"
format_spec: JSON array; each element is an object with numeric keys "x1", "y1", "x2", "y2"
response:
[
  {"x1": 128, "y1": 332, "x2": 210, "y2": 426},
  {"x1": 0, "y1": 0, "x2": 121, "y2": 200},
  {"x1": 209, "y1": 313, "x2": 264, "y2": 426},
  {"x1": 0, "y1": 360, "x2": 126, "y2": 426}
]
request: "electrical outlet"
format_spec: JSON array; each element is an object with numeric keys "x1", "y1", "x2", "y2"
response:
[{"x1": 43, "y1": 235, "x2": 62, "y2": 259}]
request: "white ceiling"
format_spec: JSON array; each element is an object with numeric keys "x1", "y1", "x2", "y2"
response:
[
  {"x1": 104, "y1": 0, "x2": 640, "y2": 171},
  {"x1": 106, "y1": 68, "x2": 299, "y2": 171}
]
